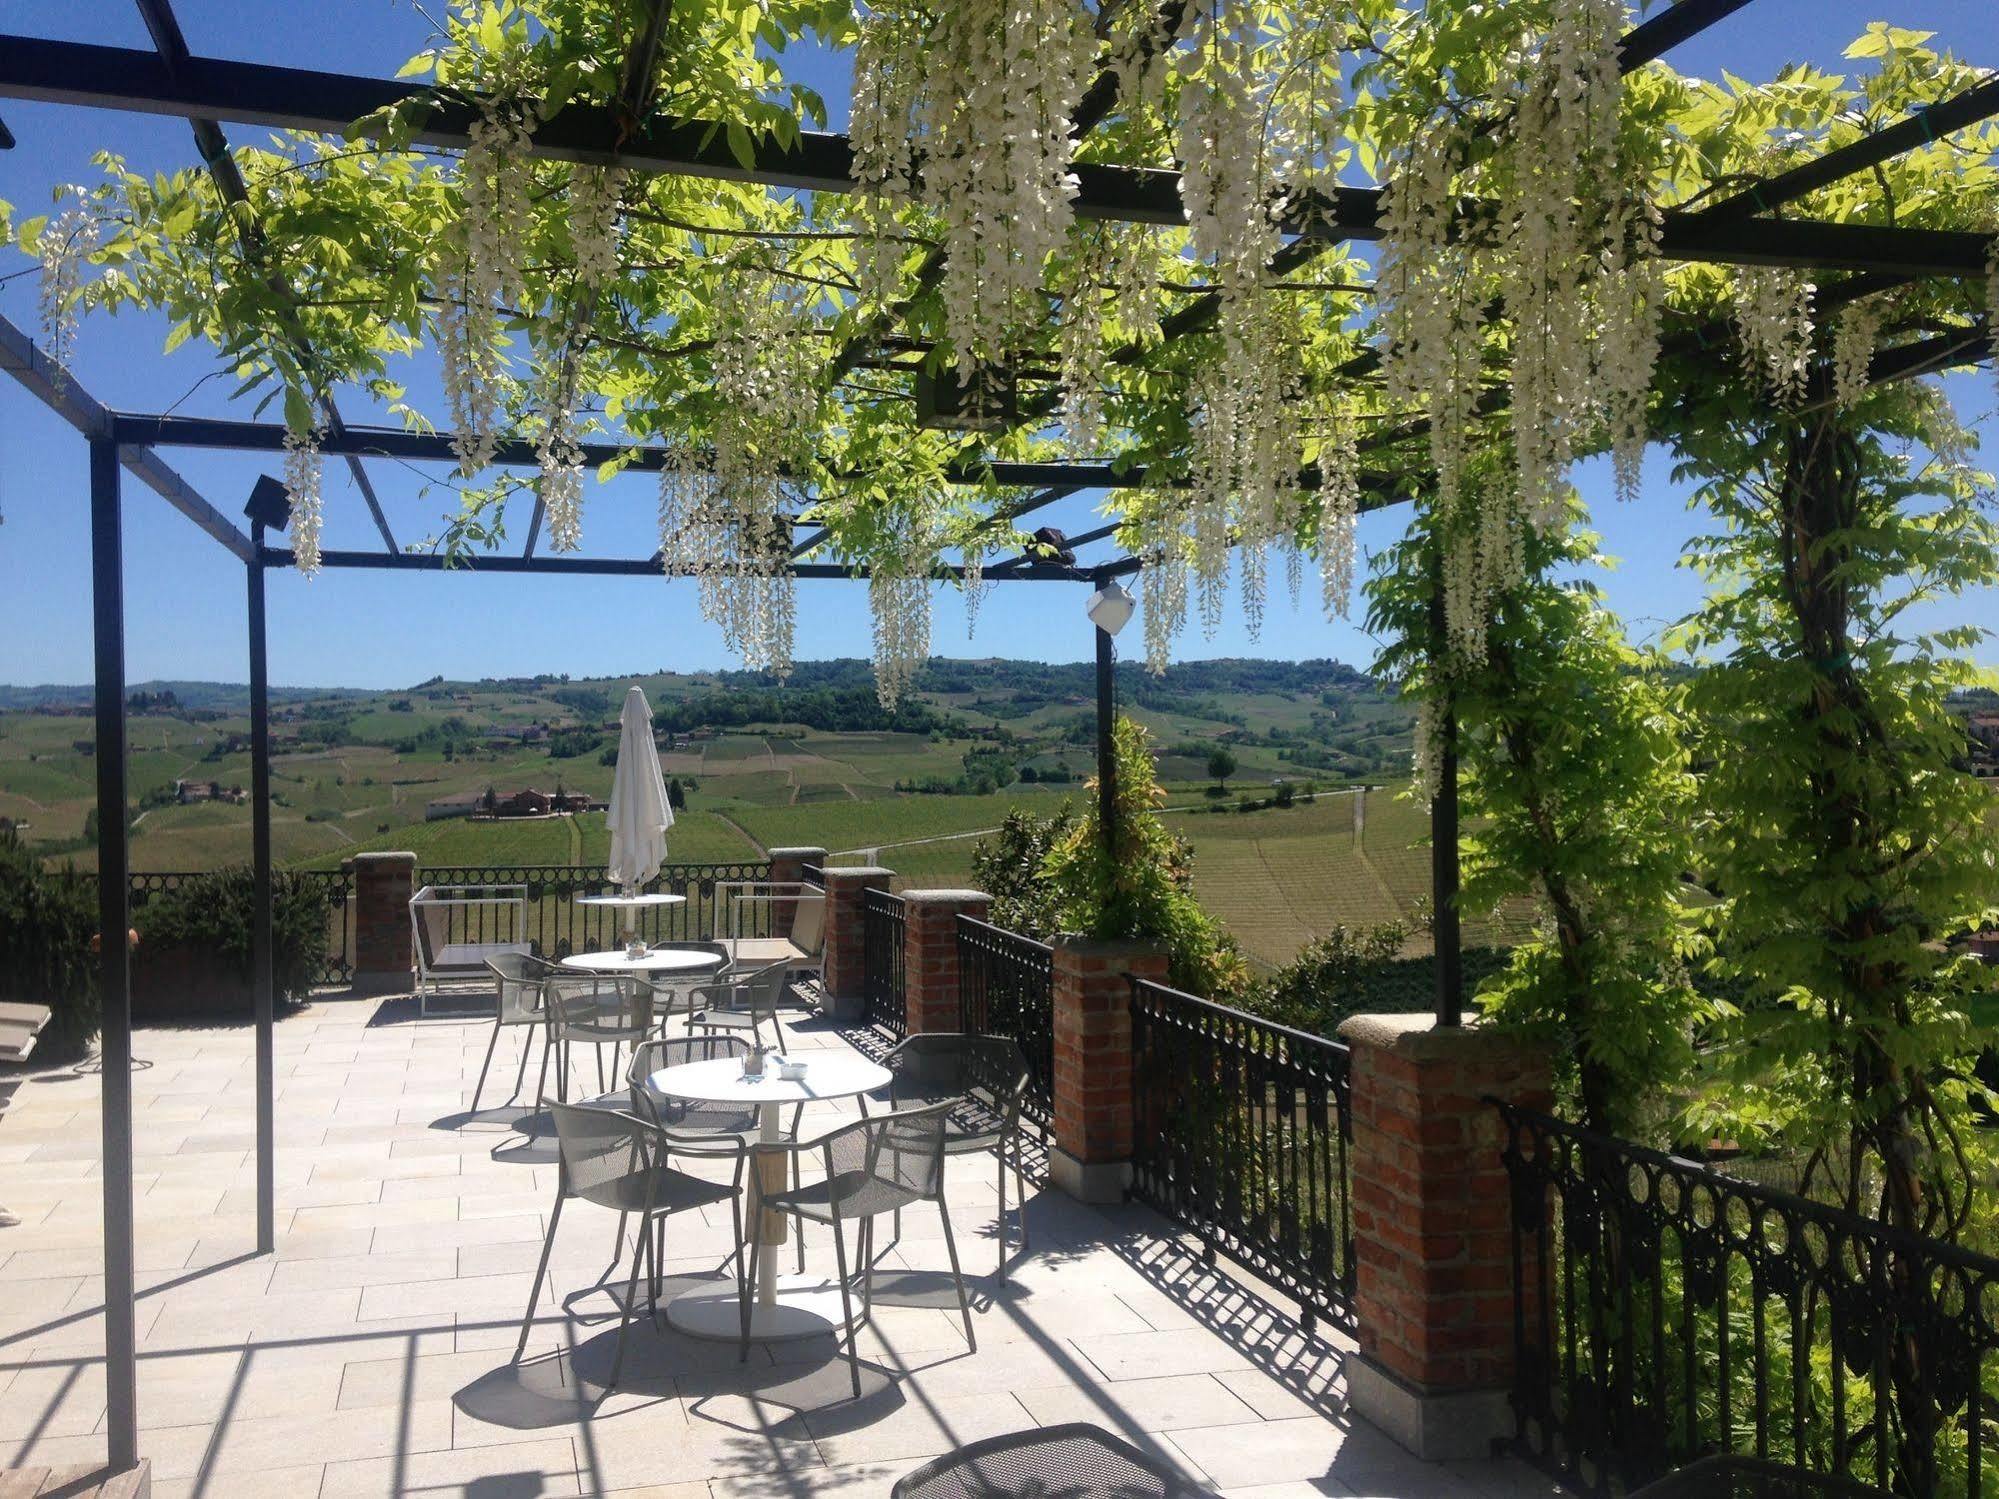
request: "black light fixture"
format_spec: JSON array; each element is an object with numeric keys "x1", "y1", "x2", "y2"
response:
[
  {"x1": 243, "y1": 474, "x2": 290, "y2": 532},
  {"x1": 1028, "y1": 526, "x2": 1075, "y2": 566},
  {"x1": 914, "y1": 362, "x2": 1018, "y2": 432}
]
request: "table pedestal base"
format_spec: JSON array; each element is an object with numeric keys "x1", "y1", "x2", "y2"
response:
[{"x1": 666, "y1": 1275, "x2": 865, "y2": 1342}]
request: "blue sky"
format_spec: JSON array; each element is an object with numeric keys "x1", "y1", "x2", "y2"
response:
[{"x1": 1, "y1": 0, "x2": 1994, "y2": 688}]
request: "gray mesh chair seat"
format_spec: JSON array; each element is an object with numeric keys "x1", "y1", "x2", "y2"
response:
[
  {"x1": 473, "y1": 952, "x2": 560, "y2": 1113},
  {"x1": 749, "y1": 1101, "x2": 975, "y2": 1396},
  {"x1": 543, "y1": 975, "x2": 655, "y2": 1103},
  {"x1": 516, "y1": 1102, "x2": 744, "y2": 1388},
  {"x1": 883, "y1": 1034, "x2": 1037, "y2": 1279},
  {"x1": 891, "y1": 1422, "x2": 1214, "y2": 1498},
  {"x1": 688, "y1": 959, "x2": 792, "y2": 1051},
  {"x1": 761, "y1": 1165, "x2": 928, "y2": 1224},
  {"x1": 1624, "y1": 1457, "x2": 1883, "y2": 1498}
]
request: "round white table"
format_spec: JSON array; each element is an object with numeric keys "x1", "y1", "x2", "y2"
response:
[
  {"x1": 574, "y1": 892, "x2": 687, "y2": 909},
  {"x1": 559, "y1": 948, "x2": 722, "y2": 975},
  {"x1": 646, "y1": 1052, "x2": 892, "y2": 1341}
]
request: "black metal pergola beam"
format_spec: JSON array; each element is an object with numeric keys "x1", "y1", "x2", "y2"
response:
[
  {"x1": 0, "y1": 314, "x2": 254, "y2": 561},
  {"x1": 132, "y1": 0, "x2": 399, "y2": 553},
  {"x1": 258, "y1": 544, "x2": 1089, "y2": 581},
  {"x1": 5, "y1": 33, "x2": 1993, "y2": 279},
  {"x1": 1692, "y1": 73, "x2": 1999, "y2": 224},
  {"x1": 108, "y1": 410, "x2": 1421, "y2": 495}
]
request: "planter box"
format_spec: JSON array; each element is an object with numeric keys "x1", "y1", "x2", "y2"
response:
[{"x1": 130, "y1": 944, "x2": 253, "y2": 1022}]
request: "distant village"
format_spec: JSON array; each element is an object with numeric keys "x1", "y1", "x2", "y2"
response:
[{"x1": 424, "y1": 786, "x2": 605, "y2": 821}]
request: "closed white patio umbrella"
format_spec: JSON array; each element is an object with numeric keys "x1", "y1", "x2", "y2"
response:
[{"x1": 607, "y1": 685, "x2": 674, "y2": 894}]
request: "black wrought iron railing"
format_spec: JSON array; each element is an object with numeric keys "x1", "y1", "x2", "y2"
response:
[
  {"x1": 955, "y1": 915, "x2": 1054, "y2": 1128},
  {"x1": 800, "y1": 861, "x2": 824, "y2": 887},
  {"x1": 1129, "y1": 977, "x2": 1354, "y2": 1331},
  {"x1": 860, "y1": 887, "x2": 907, "y2": 1038},
  {"x1": 415, "y1": 861, "x2": 772, "y2": 960},
  {"x1": 1495, "y1": 1102, "x2": 1999, "y2": 1498}
]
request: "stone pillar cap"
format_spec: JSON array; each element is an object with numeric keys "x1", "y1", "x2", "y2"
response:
[
  {"x1": 822, "y1": 865, "x2": 894, "y2": 881},
  {"x1": 348, "y1": 850, "x2": 418, "y2": 866},
  {"x1": 1338, "y1": 1010, "x2": 1543, "y2": 1063},
  {"x1": 768, "y1": 846, "x2": 828, "y2": 859},
  {"x1": 900, "y1": 888, "x2": 989, "y2": 905}
]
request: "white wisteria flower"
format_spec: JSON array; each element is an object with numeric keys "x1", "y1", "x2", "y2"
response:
[
  {"x1": 1735, "y1": 265, "x2": 1817, "y2": 407},
  {"x1": 1137, "y1": 502, "x2": 1189, "y2": 676},
  {"x1": 37, "y1": 190, "x2": 99, "y2": 367},
  {"x1": 567, "y1": 167, "x2": 626, "y2": 292},
  {"x1": 869, "y1": 525, "x2": 934, "y2": 710},
  {"x1": 535, "y1": 388, "x2": 585, "y2": 554},
  {"x1": 850, "y1": 0, "x2": 1096, "y2": 370},
  {"x1": 283, "y1": 421, "x2": 326, "y2": 579},
  {"x1": 1831, "y1": 297, "x2": 1886, "y2": 410}
]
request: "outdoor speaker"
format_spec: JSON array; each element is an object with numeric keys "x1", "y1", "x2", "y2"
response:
[{"x1": 244, "y1": 474, "x2": 291, "y2": 531}]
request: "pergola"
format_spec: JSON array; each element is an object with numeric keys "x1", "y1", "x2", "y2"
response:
[{"x1": 2, "y1": 0, "x2": 1995, "y2": 1474}]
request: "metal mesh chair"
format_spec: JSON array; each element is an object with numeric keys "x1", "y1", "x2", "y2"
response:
[
  {"x1": 891, "y1": 1422, "x2": 1214, "y2": 1498},
  {"x1": 541, "y1": 973, "x2": 656, "y2": 1103},
  {"x1": 752, "y1": 1101, "x2": 971, "y2": 1396},
  {"x1": 471, "y1": 951, "x2": 558, "y2": 1113},
  {"x1": 514, "y1": 1102, "x2": 738, "y2": 1387},
  {"x1": 637, "y1": 942, "x2": 730, "y2": 1026},
  {"x1": 627, "y1": 1033, "x2": 813, "y2": 1277},
  {"x1": 687, "y1": 959, "x2": 792, "y2": 1051},
  {"x1": 884, "y1": 1033, "x2": 1036, "y2": 1279}
]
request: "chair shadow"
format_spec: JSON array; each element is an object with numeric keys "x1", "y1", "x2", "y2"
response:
[{"x1": 367, "y1": 992, "x2": 495, "y2": 1026}]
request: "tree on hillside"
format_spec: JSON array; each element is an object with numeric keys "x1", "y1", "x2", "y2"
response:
[
  {"x1": 1206, "y1": 748, "x2": 1237, "y2": 790},
  {"x1": 667, "y1": 777, "x2": 687, "y2": 811}
]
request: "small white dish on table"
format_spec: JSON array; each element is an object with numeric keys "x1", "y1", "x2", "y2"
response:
[{"x1": 645, "y1": 1050, "x2": 891, "y2": 1341}]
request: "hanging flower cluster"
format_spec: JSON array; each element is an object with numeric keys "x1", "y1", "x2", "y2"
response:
[
  {"x1": 1432, "y1": 463, "x2": 1528, "y2": 665},
  {"x1": 1378, "y1": 128, "x2": 1488, "y2": 517},
  {"x1": 567, "y1": 167, "x2": 625, "y2": 292},
  {"x1": 1734, "y1": 266, "x2": 1817, "y2": 407},
  {"x1": 1058, "y1": 241, "x2": 1109, "y2": 452},
  {"x1": 660, "y1": 267, "x2": 820, "y2": 675},
  {"x1": 1314, "y1": 397, "x2": 1361, "y2": 621},
  {"x1": 869, "y1": 520, "x2": 934, "y2": 709},
  {"x1": 1499, "y1": 0, "x2": 1628, "y2": 526},
  {"x1": 1137, "y1": 503, "x2": 1189, "y2": 676},
  {"x1": 849, "y1": 0, "x2": 1096, "y2": 371},
  {"x1": 535, "y1": 388, "x2": 585, "y2": 552},
  {"x1": 283, "y1": 421, "x2": 326, "y2": 578},
  {"x1": 1831, "y1": 297, "x2": 1886, "y2": 410},
  {"x1": 439, "y1": 95, "x2": 534, "y2": 476},
  {"x1": 37, "y1": 190, "x2": 99, "y2": 367},
  {"x1": 961, "y1": 540, "x2": 989, "y2": 638}
]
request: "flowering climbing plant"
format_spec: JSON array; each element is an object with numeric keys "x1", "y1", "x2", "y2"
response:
[{"x1": 5, "y1": 0, "x2": 1994, "y2": 693}]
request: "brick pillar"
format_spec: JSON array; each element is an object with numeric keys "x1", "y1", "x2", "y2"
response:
[
  {"x1": 819, "y1": 866, "x2": 892, "y2": 1023},
  {"x1": 900, "y1": 889, "x2": 990, "y2": 1036},
  {"x1": 349, "y1": 851, "x2": 417, "y2": 995},
  {"x1": 1048, "y1": 936, "x2": 1167, "y2": 1204},
  {"x1": 1336, "y1": 1012, "x2": 1552, "y2": 1463}
]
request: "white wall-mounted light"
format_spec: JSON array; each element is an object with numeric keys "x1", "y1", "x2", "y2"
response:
[{"x1": 1086, "y1": 580, "x2": 1135, "y2": 637}]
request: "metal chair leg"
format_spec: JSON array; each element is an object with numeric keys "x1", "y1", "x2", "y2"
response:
[
  {"x1": 937, "y1": 1194, "x2": 975, "y2": 1353},
  {"x1": 740, "y1": 1229, "x2": 763, "y2": 1361},
  {"x1": 996, "y1": 1144, "x2": 1008, "y2": 1282},
  {"x1": 830, "y1": 1211, "x2": 860, "y2": 1400},
  {"x1": 509, "y1": 1025, "x2": 537, "y2": 1104},
  {"x1": 534, "y1": 1030, "x2": 554, "y2": 1108},
  {"x1": 514, "y1": 1189, "x2": 565, "y2": 1362},
  {"x1": 471, "y1": 1019, "x2": 503, "y2": 1113},
  {"x1": 1013, "y1": 1134, "x2": 1031, "y2": 1254},
  {"x1": 609, "y1": 1208, "x2": 649, "y2": 1391}
]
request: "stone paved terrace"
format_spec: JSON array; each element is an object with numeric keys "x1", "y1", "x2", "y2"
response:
[{"x1": 0, "y1": 993, "x2": 1558, "y2": 1498}]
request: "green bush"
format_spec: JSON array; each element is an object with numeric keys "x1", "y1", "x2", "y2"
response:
[
  {"x1": 135, "y1": 868, "x2": 331, "y2": 1011},
  {"x1": 0, "y1": 829, "x2": 99, "y2": 1061},
  {"x1": 1247, "y1": 917, "x2": 1512, "y2": 1037}
]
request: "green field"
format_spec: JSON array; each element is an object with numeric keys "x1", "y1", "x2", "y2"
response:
[{"x1": 4, "y1": 659, "x2": 1424, "y2": 964}]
